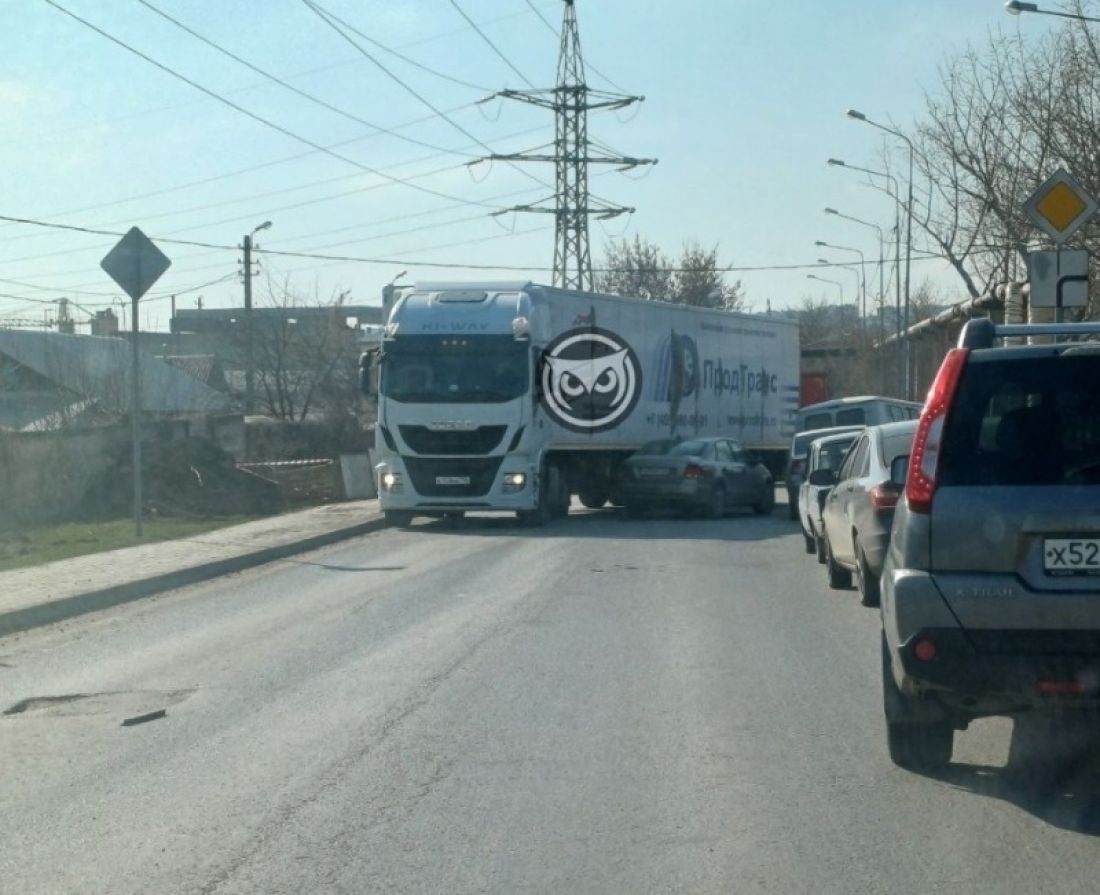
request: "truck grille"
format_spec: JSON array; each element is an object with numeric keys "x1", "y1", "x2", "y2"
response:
[
  {"x1": 398, "y1": 425, "x2": 507, "y2": 455},
  {"x1": 403, "y1": 457, "x2": 503, "y2": 497}
]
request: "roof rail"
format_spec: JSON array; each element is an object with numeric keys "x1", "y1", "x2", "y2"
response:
[{"x1": 957, "y1": 318, "x2": 1100, "y2": 349}]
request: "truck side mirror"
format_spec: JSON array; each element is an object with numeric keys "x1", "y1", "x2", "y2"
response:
[
  {"x1": 359, "y1": 352, "x2": 376, "y2": 397},
  {"x1": 890, "y1": 454, "x2": 909, "y2": 488}
]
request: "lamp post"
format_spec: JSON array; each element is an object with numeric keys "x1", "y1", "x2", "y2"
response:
[
  {"x1": 1005, "y1": 0, "x2": 1100, "y2": 21},
  {"x1": 846, "y1": 109, "x2": 916, "y2": 399},
  {"x1": 824, "y1": 207, "x2": 887, "y2": 334},
  {"x1": 827, "y1": 159, "x2": 904, "y2": 395},
  {"x1": 815, "y1": 238, "x2": 866, "y2": 335},
  {"x1": 243, "y1": 220, "x2": 272, "y2": 415},
  {"x1": 817, "y1": 257, "x2": 862, "y2": 331},
  {"x1": 806, "y1": 273, "x2": 844, "y2": 305}
]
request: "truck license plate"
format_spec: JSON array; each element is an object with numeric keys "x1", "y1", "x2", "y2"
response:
[
  {"x1": 435, "y1": 475, "x2": 470, "y2": 486},
  {"x1": 1044, "y1": 538, "x2": 1100, "y2": 575}
]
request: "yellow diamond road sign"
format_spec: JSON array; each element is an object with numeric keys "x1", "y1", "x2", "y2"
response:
[{"x1": 1023, "y1": 168, "x2": 1099, "y2": 244}]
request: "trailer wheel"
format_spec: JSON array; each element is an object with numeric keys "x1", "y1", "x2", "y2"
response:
[{"x1": 578, "y1": 490, "x2": 609, "y2": 509}]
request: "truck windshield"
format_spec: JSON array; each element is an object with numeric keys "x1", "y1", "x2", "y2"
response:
[{"x1": 381, "y1": 336, "x2": 529, "y2": 404}]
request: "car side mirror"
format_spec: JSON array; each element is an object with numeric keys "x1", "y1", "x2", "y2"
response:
[
  {"x1": 890, "y1": 454, "x2": 909, "y2": 488},
  {"x1": 808, "y1": 469, "x2": 836, "y2": 487}
]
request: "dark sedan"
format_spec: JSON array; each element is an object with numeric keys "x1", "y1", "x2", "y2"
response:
[{"x1": 620, "y1": 437, "x2": 775, "y2": 518}]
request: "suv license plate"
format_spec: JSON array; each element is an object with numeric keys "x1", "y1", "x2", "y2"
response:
[
  {"x1": 1044, "y1": 538, "x2": 1100, "y2": 575},
  {"x1": 435, "y1": 475, "x2": 470, "y2": 486}
]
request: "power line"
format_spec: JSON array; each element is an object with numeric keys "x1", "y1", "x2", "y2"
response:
[
  {"x1": 0, "y1": 211, "x2": 971, "y2": 283},
  {"x1": 132, "y1": 0, "x2": 486, "y2": 159},
  {"x1": 0, "y1": 100, "x2": 488, "y2": 239},
  {"x1": 299, "y1": 0, "x2": 554, "y2": 193},
  {"x1": 42, "y1": 0, "x2": 504, "y2": 210},
  {"x1": 450, "y1": 0, "x2": 535, "y2": 88}
]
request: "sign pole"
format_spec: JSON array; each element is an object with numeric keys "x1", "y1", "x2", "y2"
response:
[
  {"x1": 131, "y1": 294, "x2": 142, "y2": 537},
  {"x1": 99, "y1": 226, "x2": 172, "y2": 540}
]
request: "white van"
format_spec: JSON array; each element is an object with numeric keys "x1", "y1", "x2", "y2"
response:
[{"x1": 795, "y1": 396, "x2": 921, "y2": 432}]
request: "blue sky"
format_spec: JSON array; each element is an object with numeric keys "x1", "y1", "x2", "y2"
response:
[{"x1": 0, "y1": 0, "x2": 1038, "y2": 329}]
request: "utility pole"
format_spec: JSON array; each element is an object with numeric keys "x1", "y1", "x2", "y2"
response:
[
  {"x1": 479, "y1": 0, "x2": 655, "y2": 291},
  {"x1": 241, "y1": 221, "x2": 272, "y2": 415}
]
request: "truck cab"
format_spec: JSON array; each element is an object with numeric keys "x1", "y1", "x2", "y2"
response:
[{"x1": 366, "y1": 284, "x2": 559, "y2": 526}]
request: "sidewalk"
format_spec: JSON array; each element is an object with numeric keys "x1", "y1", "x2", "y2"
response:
[{"x1": 0, "y1": 500, "x2": 385, "y2": 638}]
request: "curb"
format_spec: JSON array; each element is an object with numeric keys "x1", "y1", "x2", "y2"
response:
[{"x1": 0, "y1": 514, "x2": 389, "y2": 639}]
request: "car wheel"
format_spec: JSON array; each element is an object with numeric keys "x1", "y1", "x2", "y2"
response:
[
  {"x1": 881, "y1": 635, "x2": 952, "y2": 770},
  {"x1": 815, "y1": 534, "x2": 827, "y2": 564},
  {"x1": 620, "y1": 503, "x2": 642, "y2": 520},
  {"x1": 753, "y1": 481, "x2": 776, "y2": 516},
  {"x1": 856, "y1": 543, "x2": 881, "y2": 607},
  {"x1": 709, "y1": 485, "x2": 727, "y2": 519},
  {"x1": 824, "y1": 534, "x2": 852, "y2": 589},
  {"x1": 803, "y1": 530, "x2": 816, "y2": 554},
  {"x1": 384, "y1": 510, "x2": 414, "y2": 528}
]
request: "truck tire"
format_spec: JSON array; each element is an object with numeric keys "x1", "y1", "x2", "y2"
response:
[
  {"x1": 517, "y1": 463, "x2": 558, "y2": 527},
  {"x1": 578, "y1": 490, "x2": 609, "y2": 510},
  {"x1": 384, "y1": 510, "x2": 414, "y2": 528}
]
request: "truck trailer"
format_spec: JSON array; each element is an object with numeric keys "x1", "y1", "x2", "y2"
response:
[{"x1": 361, "y1": 282, "x2": 799, "y2": 525}]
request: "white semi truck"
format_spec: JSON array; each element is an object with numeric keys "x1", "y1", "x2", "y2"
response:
[{"x1": 361, "y1": 282, "x2": 799, "y2": 526}]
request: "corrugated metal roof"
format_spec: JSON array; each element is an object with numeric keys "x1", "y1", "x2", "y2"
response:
[{"x1": 0, "y1": 330, "x2": 234, "y2": 414}]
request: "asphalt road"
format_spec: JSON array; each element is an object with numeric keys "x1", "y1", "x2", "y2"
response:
[{"x1": 5, "y1": 502, "x2": 1100, "y2": 894}]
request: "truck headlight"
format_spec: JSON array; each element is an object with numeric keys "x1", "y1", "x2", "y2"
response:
[
  {"x1": 381, "y1": 471, "x2": 403, "y2": 493},
  {"x1": 502, "y1": 472, "x2": 527, "y2": 493}
]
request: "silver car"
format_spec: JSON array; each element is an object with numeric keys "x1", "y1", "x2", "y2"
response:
[
  {"x1": 881, "y1": 318, "x2": 1100, "y2": 771},
  {"x1": 817, "y1": 420, "x2": 918, "y2": 606},
  {"x1": 797, "y1": 431, "x2": 860, "y2": 558}
]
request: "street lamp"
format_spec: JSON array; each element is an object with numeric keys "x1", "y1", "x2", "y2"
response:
[
  {"x1": 817, "y1": 257, "x2": 861, "y2": 317},
  {"x1": 827, "y1": 159, "x2": 904, "y2": 394},
  {"x1": 243, "y1": 220, "x2": 273, "y2": 414},
  {"x1": 847, "y1": 109, "x2": 916, "y2": 399},
  {"x1": 806, "y1": 273, "x2": 844, "y2": 305},
  {"x1": 1005, "y1": 0, "x2": 1100, "y2": 21},
  {"x1": 815, "y1": 238, "x2": 866, "y2": 332}
]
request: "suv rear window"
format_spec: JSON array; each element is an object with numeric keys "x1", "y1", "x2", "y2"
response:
[{"x1": 939, "y1": 354, "x2": 1100, "y2": 487}]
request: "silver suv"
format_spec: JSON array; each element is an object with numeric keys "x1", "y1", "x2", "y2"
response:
[{"x1": 881, "y1": 318, "x2": 1100, "y2": 771}]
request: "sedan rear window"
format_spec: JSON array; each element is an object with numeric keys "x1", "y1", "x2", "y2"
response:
[
  {"x1": 939, "y1": 355, "x2": 1100, "y2": 486},
  {"x1": 669, "y1": 440, "x2": 709, "y2": 457}
]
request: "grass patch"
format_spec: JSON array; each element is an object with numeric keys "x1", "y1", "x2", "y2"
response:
[{"x1": 0, "y1": 516, "x2": 256, "y2": 573}]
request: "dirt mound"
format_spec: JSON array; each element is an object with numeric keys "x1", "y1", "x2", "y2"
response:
[{"x1": 79, "y1": 437, "x2": 281, "y2": 520}]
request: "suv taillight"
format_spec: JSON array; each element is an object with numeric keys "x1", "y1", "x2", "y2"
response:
[{"x1": 907, "y1": 347, "x2": 969, "y2": 514}]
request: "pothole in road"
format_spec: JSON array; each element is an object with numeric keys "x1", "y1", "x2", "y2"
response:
[{"x1": 3, "y1": 688, "x2": 196, "y2": 718}]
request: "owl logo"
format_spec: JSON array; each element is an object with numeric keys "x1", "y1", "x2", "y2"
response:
[{"x1": 539, "y1": 327, "x2": 642, "y2": 433}]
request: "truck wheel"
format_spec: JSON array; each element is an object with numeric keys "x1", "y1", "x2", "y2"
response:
[
  {"x1": 824, "y1": 534, "x2": 852, "y2": 589},
  {"x1": 856, "y1": 543, "x2": 880, "y2": 607},
  {"x1": 753, "y1": 481, "x2": 776, "y2": 516},
  {"x1": 578, "y1": 490, "x2": 609, "y2": 509},
  {"x1": 384, "y1": 510, "x2": 414, "y2": 528}
]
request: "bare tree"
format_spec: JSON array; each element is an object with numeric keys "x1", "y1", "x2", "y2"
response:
[
  {"x1": 249, "y1": 277, "x2": 361, "y2": 423},
  {"x1": 596, "y1": 236, "x2": 745, "y2": 310}
]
